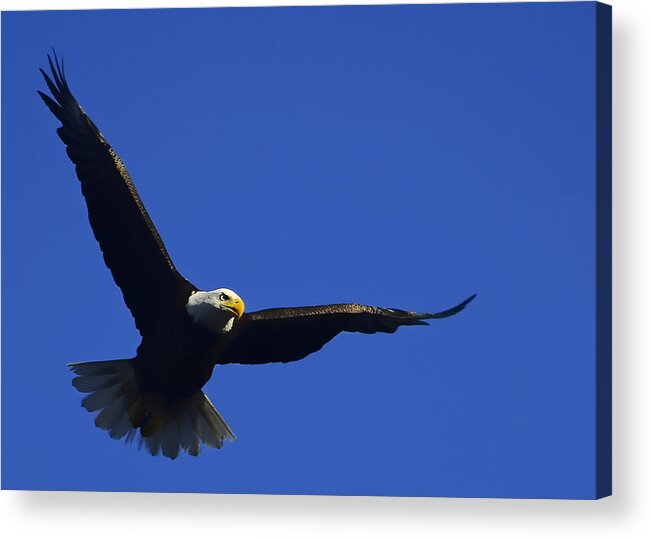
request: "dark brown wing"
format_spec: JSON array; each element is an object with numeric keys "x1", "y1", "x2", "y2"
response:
[
  {"x1": 219, "y1": 294, "x2": 476, "y2": 365},
  {"x1": 38, "y1": 53, "x2": 195, "y2": 335}
]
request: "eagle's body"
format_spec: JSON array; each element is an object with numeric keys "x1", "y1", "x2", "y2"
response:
[{"x1": 39, "y1": 53, "x2": 475, "y2": 459}]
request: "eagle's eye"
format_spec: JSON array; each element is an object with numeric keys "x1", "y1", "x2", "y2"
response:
[{"x1": 219, "y1": 292, "x2": 229, "y2": 302}]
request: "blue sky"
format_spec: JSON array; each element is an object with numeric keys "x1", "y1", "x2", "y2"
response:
[{"x1": 2, "y1": 2, "x2": 600, "y2": 498}]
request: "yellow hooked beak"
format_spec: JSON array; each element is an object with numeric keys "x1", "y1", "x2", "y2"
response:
[{"x1": 222, "y1": 296, "x2": 245, "y2": 319}]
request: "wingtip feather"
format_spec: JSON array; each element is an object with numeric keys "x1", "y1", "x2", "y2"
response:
[{"x1": 420, "y1": 293, "x2": 477, "y2": 320}]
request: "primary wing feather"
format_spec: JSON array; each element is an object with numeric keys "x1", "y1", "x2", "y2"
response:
[
  {"x1": 39, "y1": 53, "x2": 195, "y2": 335},
  {"x1": 220, "y1": 295, "x2": 476, "y2": 365}
]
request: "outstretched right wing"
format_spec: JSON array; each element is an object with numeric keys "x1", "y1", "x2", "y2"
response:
[
  {"x1": 39, "y1": 53, "x2": 195, "y2": 335},
  {"x1": 220, "y1": 294, "x2": 476, "y2": 365}
]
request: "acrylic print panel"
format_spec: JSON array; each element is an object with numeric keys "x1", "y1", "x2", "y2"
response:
[{"x1": 1, "y1": 2, "x2": 611, "y2": 499}]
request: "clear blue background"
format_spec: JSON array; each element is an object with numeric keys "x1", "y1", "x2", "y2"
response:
[{"x1": 2, "y1": 2, "x2": 598, "y2": 498}]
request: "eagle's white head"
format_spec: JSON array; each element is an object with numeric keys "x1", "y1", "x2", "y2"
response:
[{"x1": 186, "y1": 288, "x2": 245, "y2": 333}]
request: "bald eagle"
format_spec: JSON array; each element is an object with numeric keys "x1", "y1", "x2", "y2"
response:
[{"x1": 39, "y1": 53, "x2": 476, "y2": 459}]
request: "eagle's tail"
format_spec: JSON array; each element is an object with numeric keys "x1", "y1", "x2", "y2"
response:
[{"x1": 69, "y1": 359, "x2": 235, "y2": 459}]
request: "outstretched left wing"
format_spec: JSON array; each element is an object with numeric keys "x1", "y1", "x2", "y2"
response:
[
  {"x1": 38, "y1": 53, "x2": 196, "y2": 336},
  {"x1": 219, "y1": 294, "x2": 476, "y2": 365}
]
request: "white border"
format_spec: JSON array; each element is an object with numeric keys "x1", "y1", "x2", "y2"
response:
[{"x1": 2, "y1": 0, "x2": 650, "y2": 538}]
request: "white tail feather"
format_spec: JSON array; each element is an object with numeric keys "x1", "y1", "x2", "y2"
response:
[{"x1": 69, "y1": 359, "x2": 235, "y2": 459}]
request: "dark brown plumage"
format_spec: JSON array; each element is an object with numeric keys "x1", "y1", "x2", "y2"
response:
[
  {"x1": 38, "y1": 54, "x2": 197, "y2": 337},
  {"x1": 40, "y1": 52, "x2": 475, "y2": 459},
  {"x1": 220, "y1": 299, "x2": 476, "y2": 365}
]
